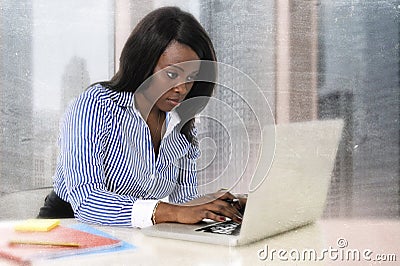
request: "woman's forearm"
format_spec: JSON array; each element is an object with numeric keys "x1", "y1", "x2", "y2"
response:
[{"x1": 153, "y1": 202, "x2": 179, "y2": 224}]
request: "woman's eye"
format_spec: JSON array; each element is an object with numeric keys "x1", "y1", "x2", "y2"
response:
[{"x1": 166, "y1": 71, "x2": 178, "y2": 79}]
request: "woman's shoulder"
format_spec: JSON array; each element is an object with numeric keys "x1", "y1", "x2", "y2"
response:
[
  {"x1": 63, "y1": 83, "x2": 116, "y2": 117},
  {"x1": 78, "y1": 83, "x2": 134, "y2": 108},
  {"x1": 79, "y1": 83, "x2": 114, "y2": 102},
  {"x1": 68, "y1": 83, "x2": 121, "y2": 110}
]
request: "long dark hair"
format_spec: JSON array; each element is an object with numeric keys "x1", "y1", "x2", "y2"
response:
[{"x1": 101, "y1": 7, "x2": 217, "y2": 144}]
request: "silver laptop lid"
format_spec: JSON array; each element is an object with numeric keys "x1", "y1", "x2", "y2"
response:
[{"x1": 238, "y1": 119, "x2": 344, "y2": 245}]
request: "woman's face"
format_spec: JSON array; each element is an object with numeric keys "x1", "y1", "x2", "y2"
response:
[{"x1": 142, "y1": 41, "x2": 201, "y2": 112}]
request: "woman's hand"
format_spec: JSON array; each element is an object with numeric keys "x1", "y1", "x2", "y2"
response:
[{"x1": 154, "y1": 191, "x2": 247, "y2": 225}]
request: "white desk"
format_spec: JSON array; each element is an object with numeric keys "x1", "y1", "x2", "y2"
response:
[{"x1": 0, "y1": 219, "x2": 398, "y2": 265}]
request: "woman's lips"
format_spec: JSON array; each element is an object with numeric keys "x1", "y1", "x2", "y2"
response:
[{"x1": 167, "y1": 98, "x2": 181, "y2": 107}]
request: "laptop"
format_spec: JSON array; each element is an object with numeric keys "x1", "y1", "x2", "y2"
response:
[{"x1": 142, "y1": 119, "x2": 344, "y2": 246}]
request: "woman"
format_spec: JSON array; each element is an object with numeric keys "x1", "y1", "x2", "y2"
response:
[{"x1": 38, "y1": 7, "x2": 245, "y2": 227}]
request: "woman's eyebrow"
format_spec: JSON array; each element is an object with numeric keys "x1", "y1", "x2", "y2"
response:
[
  {"x1": 168, "y1": 64, "x2": 200, "y2": 74},
  {"x1": 167, "y1": 64, "x2": 185, "y2": 72}
]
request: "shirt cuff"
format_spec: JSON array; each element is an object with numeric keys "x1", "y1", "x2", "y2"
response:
[{"x1": 131, "y1": 199, "x2": 159, "y2": 228}]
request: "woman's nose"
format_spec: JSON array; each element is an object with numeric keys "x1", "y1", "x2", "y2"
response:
[{"x1": 173, "y1": 82, "x2": 188, "y2": 94}]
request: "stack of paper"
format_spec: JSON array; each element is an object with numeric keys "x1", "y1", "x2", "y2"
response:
[{"x1": 0, "y1": 219, "x2": 123, "y2": 264}]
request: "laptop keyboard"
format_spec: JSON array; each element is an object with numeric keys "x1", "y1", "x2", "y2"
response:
[{"x1": 195, "y1": 221, "x2": 241, "y2": 236}]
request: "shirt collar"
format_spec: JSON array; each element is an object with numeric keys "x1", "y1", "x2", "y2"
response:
[
  {"x1": 111, "y1": 89, "x2": 182, "y2": 138},
  {"x1": 164, "y1": 110, "x2": 181, "y2": 138}
]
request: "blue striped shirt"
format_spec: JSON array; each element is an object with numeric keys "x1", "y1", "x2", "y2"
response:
[{"x1": 53, "y1": 84, "x2": 200, "y2": 227}]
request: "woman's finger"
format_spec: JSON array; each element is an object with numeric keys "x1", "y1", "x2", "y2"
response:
[
  {"x1": 206, "y1": 200, "x2": 243, "y2": 223},
  {"x1": 215, "y1": 191, "x2": 237, "y2": 201},
  {"x1": 204, "y1": 210, "x2": 227, "y2": 222}
]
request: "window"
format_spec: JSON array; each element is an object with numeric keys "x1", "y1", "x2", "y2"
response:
[
  {"x1": 1, "y1": 0, "x2": 398, "y2": 218},
  {"x1": 0, "y1": 0, "x2": 114, "y2": 195}
]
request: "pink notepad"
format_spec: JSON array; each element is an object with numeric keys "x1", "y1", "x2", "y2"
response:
[{"x1": 0, "y1": 225, "x2": 122, "y2": 264}]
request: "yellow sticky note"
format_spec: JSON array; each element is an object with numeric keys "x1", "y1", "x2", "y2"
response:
[{"x1": 14, "y1": 219, "x2": 60, "y2": 232}]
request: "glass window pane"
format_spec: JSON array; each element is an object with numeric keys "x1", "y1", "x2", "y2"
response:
[
  {"x1": 1, "y1": 0, "x2": 398, "y2": 220},
  {"x1": 0, "y1": 0, "x2": 114, "y2": 199}
]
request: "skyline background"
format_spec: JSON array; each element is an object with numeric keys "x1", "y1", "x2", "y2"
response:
[
  {"x1": 0, "y1": 0, "x2": 398, "y2": 219},
  {"x1": 32, "y1": 0, "x2": 113, "y2": 111}
]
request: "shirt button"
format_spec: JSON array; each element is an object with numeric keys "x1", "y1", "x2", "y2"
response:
[
  {"x1": 138, "y1": 196, "x2": 143, "y2": 199},
  {"x1": 150, "y1": 174, "x2": 156, "y2": 180}
]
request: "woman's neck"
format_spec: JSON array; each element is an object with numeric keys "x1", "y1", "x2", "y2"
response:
[
  {"x1": 134, "y1": 92, "x2": 166, "y2": 154},
  {"x1": 134, "y1": 92, "x2": 154, "y2": 121}
]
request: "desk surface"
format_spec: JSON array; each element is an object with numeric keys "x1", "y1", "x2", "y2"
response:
[{"x1": 0, "y1": 219, "x2": 398, "y2": 265}]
